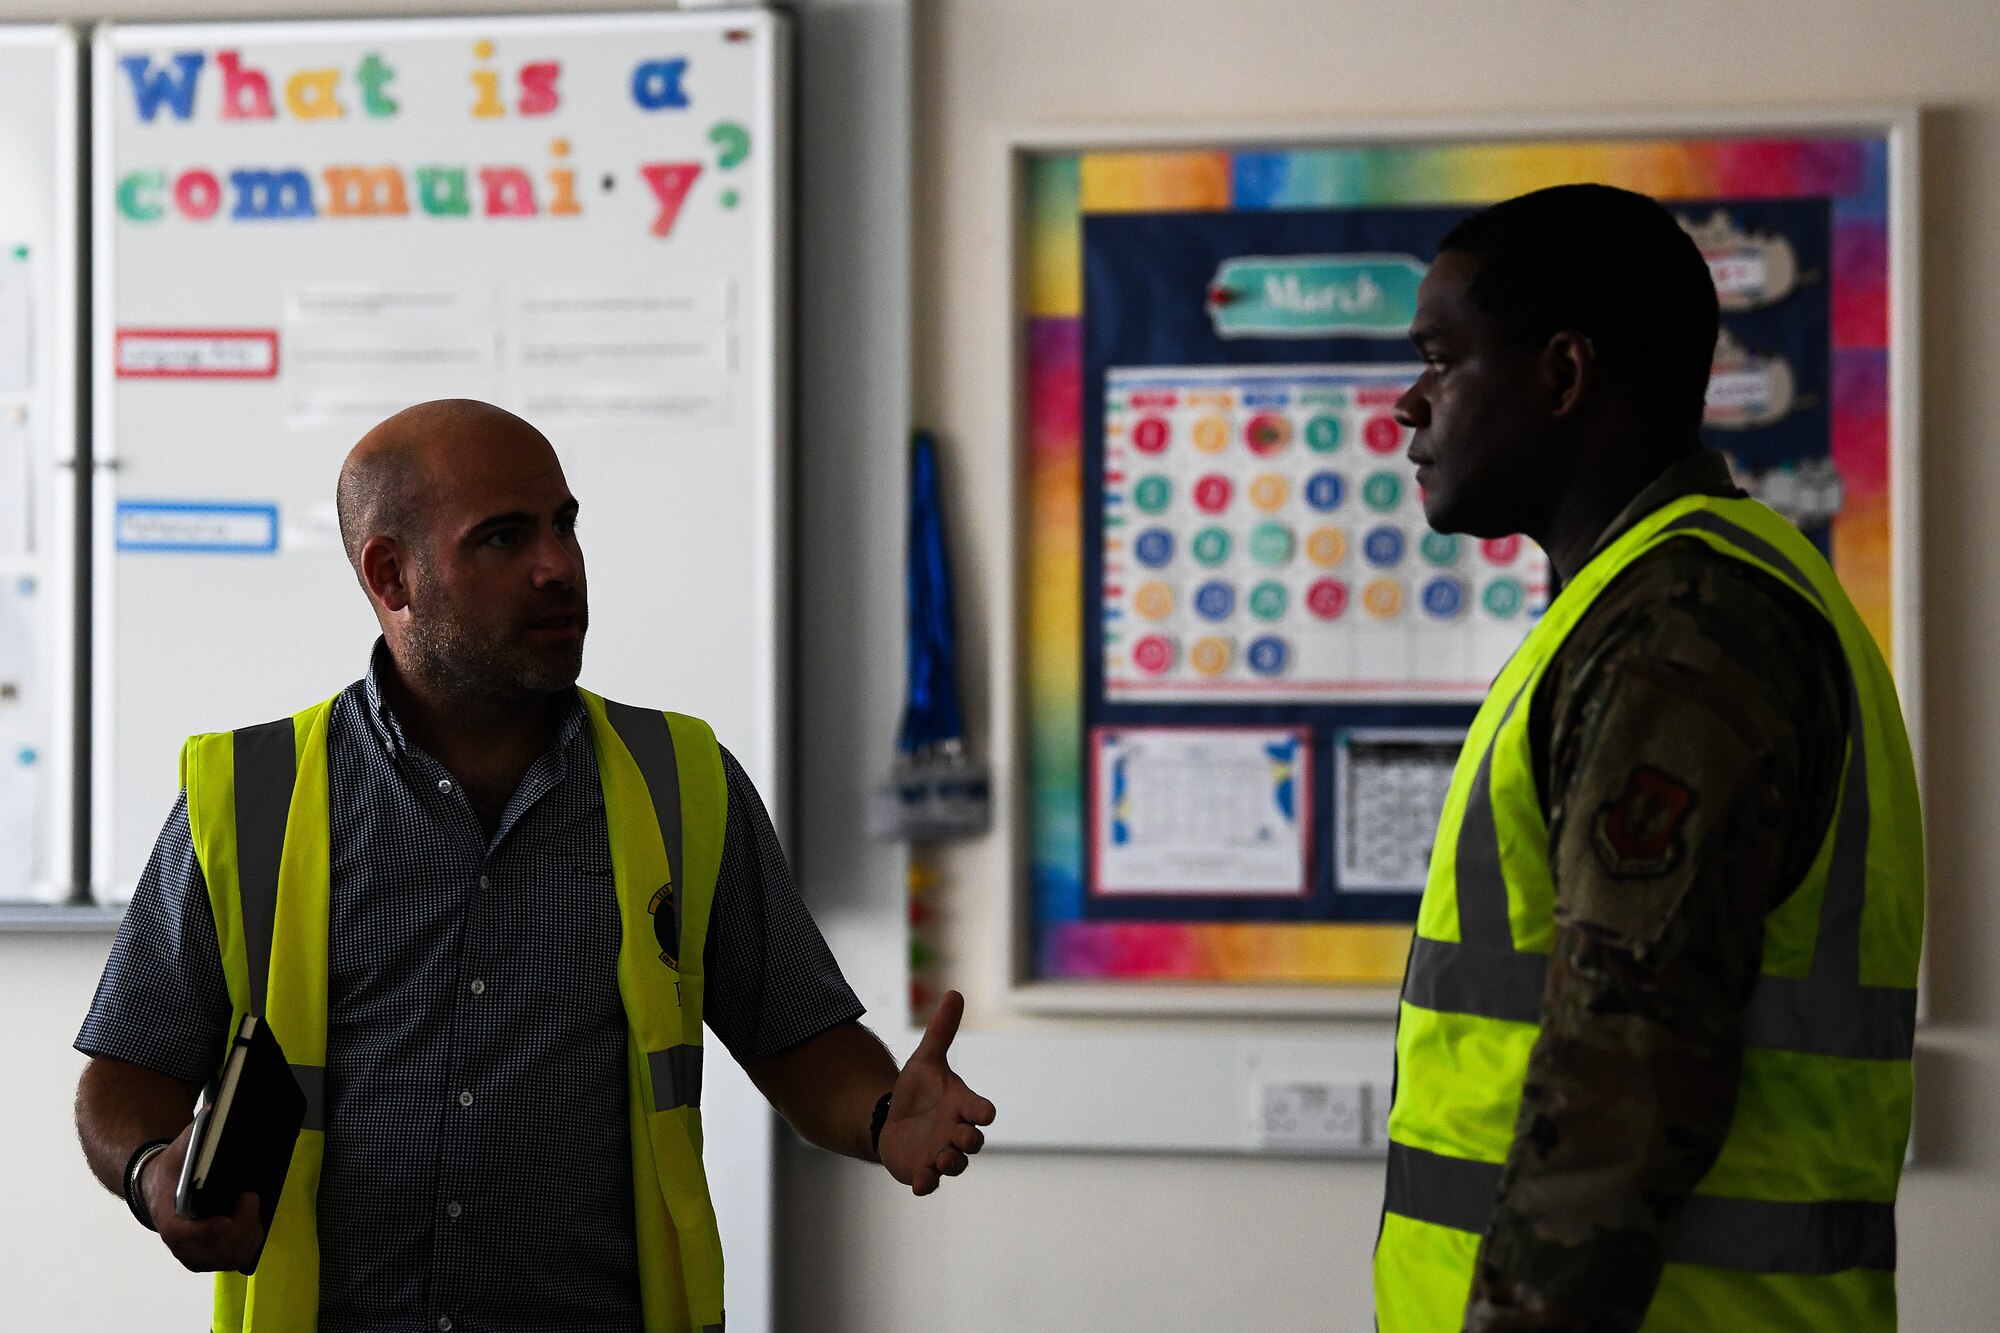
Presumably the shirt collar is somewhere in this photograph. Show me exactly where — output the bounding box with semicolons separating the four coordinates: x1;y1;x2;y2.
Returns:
1581;447;1743;565
362;637;589;760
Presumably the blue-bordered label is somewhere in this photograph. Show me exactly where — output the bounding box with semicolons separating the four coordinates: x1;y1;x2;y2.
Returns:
116;501;279;554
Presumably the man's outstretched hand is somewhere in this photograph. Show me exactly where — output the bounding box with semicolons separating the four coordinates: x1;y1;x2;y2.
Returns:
876;991;997;1196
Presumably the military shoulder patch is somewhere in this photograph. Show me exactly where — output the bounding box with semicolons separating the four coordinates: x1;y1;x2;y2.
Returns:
1591;765;1696;879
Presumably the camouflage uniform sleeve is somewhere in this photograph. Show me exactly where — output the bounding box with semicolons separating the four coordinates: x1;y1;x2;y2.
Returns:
1462;537;1848;1333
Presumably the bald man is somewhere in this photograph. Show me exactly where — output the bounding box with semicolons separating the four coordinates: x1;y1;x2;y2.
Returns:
75;401;994;1333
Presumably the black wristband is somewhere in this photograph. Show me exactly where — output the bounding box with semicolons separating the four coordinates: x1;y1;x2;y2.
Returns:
124;1138;172;1232
868;1091;892;1161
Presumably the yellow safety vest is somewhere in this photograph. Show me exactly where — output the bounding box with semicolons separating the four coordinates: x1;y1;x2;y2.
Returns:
181;689;730;1333
1375;494;1923;1330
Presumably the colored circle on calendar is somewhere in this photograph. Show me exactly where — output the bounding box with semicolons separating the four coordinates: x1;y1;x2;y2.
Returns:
1246;635;1290;677
1422;575;1467;619
1363;413;1403;454
1191;527;1232;566
1306;526;1349;567
1481;535;1523;565
1132;475;1172;514
1190;636;1232;677
1132;416;1170;454
1133;581;1175;620
1248;472;1289;512
1306;577;1350;619
1363;471;1404;512
1191;415;1229;453
1363;524;1406;567
1193;579;1236;620
1134;528;1175;567
1249;522;1294;566
1305;414;1343;453
1363;577;1405;619
1248;581;1288;621
1184;528;1232;564
1131;634;1174;675
1483;577;1524;618
1304;471;1345;512
1192;474;1234;513
1245;412;1292;456
1421;531;1462;566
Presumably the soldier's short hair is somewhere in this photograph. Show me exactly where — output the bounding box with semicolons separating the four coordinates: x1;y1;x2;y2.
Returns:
1440;184;1720;436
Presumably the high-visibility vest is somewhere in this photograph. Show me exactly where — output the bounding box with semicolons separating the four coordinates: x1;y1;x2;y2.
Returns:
1375;494;1923;1331
181;689;730;1333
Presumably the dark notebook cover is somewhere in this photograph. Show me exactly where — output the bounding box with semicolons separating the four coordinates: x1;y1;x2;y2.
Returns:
173;1014;308;1274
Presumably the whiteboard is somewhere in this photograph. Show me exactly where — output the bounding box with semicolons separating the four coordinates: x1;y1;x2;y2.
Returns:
0;27;78;905
92;12;790;1329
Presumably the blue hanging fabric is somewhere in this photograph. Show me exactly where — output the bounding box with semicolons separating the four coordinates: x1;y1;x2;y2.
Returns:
871;431;990;841
897;431;964;756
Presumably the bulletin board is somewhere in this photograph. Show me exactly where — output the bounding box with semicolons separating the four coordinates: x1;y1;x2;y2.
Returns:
1012;112;1918;1010
0;27;78;907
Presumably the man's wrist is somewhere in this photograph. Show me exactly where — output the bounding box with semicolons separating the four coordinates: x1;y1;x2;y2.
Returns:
123;1139;172;1232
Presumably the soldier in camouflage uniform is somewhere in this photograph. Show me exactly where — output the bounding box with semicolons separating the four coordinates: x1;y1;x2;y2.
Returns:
1384;185;1877;1331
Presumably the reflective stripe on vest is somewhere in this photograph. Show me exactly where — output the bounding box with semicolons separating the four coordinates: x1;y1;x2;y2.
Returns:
230;717;328;1132
186;693;730;1332
1377;495;1922;1330
1386;1143;1897;1274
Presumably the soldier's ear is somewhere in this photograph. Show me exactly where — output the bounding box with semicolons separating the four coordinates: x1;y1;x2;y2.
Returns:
1545;331;1594;420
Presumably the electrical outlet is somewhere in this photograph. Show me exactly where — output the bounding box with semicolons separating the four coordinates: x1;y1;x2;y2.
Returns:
1257;1081;1367;1153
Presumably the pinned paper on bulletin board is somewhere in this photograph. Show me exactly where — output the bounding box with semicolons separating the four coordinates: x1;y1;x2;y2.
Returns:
1015;120;1913;1001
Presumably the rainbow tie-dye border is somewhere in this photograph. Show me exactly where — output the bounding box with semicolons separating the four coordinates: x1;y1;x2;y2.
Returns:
1024;132;1895;986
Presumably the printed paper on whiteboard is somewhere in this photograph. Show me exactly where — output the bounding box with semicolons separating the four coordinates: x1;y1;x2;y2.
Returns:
1091;726;1310;897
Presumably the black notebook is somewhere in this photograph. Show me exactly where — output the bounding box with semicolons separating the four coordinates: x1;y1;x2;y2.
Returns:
174;1014;308;1273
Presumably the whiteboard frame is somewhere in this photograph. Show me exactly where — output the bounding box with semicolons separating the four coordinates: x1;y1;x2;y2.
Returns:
998;106;1923;1021
87;13;793;1329
0;25;81;909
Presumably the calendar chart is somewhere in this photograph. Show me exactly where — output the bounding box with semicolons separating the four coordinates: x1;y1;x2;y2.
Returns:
1021;128;1903;993
1102;364;1547;702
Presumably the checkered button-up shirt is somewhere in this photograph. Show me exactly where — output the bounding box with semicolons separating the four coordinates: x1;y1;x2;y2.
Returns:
77;645;863;1333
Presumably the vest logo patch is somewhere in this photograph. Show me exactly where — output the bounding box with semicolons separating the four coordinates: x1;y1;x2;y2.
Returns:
1592;766;1695;878
647;881;680;971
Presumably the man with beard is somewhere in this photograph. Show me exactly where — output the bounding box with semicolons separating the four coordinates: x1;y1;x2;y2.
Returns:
74;400;994;1333
1372;187;1921;1331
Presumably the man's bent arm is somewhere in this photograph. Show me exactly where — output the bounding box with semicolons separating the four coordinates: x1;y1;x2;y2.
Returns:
744;996;996;1196
743;1020;899;1161
76;1054;202;1195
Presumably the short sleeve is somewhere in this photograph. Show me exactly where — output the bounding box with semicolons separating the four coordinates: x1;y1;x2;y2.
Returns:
701;749;865;1063
74;792;234;1083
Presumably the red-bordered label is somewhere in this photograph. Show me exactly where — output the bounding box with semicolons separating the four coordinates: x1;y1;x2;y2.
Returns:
116;329;280;380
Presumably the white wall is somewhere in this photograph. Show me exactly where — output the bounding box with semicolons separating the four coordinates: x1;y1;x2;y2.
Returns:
777;2;2000;1332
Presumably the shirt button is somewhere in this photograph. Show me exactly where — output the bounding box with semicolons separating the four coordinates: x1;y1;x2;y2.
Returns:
438;1318;454;1332
469;979;486;995
458;1090;474;1108
446;1200;463;1219
437;778;453;794
478;874;491;890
